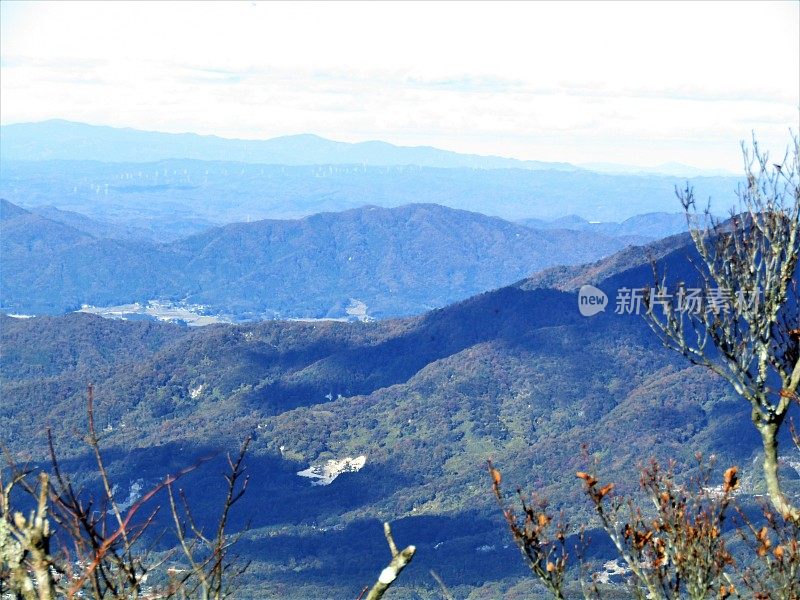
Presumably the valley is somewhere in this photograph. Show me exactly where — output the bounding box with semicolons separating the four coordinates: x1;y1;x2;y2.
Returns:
1;199;640;319
76;301;235;326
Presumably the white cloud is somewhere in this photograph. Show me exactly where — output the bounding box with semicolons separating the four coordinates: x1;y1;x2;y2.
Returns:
1;0;797;169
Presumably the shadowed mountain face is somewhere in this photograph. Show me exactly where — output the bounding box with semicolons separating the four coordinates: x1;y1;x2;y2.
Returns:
3;233;793;597
0;200;631;317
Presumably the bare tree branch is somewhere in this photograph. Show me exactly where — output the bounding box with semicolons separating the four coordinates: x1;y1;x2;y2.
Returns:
364;522;416;600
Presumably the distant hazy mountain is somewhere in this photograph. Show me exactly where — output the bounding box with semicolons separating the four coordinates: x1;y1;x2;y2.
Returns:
519;211;690;241
581;161;737;178
0;120;576;170
0;200;630;317
0;159;740;233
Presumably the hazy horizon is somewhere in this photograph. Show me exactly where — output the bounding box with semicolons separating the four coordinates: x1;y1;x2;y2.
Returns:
1;1;797;172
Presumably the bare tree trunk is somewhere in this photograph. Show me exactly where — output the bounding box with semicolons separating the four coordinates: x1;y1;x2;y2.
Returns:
759;422;800;521
5;473;56;600
30;474;55;600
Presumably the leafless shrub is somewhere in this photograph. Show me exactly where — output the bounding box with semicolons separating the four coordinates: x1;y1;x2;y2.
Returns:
1;385;250;600
166;437;251;600
491;458;742;599
488;460;570;599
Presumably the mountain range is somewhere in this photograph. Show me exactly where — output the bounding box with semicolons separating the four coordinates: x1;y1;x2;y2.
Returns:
0;121;741;239
1;120;735;178
0;199;632;318
0;120;577;170
0;157;739;239
3;230;797;598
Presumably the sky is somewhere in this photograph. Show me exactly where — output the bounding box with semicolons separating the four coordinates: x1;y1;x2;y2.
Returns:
1;0;798;171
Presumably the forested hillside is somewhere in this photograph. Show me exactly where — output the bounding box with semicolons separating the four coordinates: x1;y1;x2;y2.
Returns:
3;232;794;598
0;200;630;317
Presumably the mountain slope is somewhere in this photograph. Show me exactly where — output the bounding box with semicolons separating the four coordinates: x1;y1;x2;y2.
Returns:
0;202;182;312
27;205;158;241
3;232;795;597
169;203;631;317
0;198;30;220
